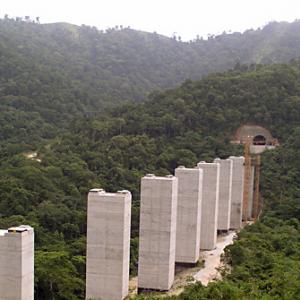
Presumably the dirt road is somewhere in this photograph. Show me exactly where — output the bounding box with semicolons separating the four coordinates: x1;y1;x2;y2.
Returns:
129;231;236;297
193;231;236;285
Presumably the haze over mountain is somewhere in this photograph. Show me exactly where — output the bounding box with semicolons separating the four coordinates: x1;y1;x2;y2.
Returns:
0;14;300;300
1;17;300;155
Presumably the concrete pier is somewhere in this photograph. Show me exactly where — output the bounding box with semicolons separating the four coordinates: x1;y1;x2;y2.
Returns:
229;156;245;229
175;166;203;264
138;174;178;292
86;189;132;300
197;162;220;250
214;158;233;231
0;225;34;300
248;165;255;219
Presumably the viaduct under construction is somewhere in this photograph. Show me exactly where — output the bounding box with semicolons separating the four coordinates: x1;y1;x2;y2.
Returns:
0;125;277;300
233;125;278;221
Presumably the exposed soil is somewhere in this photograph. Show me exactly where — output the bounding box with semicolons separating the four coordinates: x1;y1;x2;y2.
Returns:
128;231;237;298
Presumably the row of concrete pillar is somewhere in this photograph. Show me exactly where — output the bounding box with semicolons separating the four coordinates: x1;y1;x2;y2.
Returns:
137;157;245;293
86;156;246;300
0;156;246;300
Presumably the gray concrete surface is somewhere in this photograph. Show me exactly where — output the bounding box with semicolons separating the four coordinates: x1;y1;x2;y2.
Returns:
229;156;245;229
197;162;220;250
175;166;203;264
0;225;34;300
138;174;178;291
214;158;233;231
86;189;132;300
250;145;276;154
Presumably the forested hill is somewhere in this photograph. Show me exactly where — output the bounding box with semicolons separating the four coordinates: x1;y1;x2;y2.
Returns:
53;61;300;199
0;60;299;298
1;17;300;155
1;18;300;141
2;19;300;108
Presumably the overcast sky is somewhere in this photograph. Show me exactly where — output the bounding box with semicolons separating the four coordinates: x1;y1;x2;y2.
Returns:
1;0;299;40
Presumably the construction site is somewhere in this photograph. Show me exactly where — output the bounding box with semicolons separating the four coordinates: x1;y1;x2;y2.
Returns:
0;125;278;300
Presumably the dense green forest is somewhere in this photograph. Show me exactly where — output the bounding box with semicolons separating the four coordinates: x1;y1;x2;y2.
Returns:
0;16;300;300
0;51;299;299
1;17;300;155
135;139;300;299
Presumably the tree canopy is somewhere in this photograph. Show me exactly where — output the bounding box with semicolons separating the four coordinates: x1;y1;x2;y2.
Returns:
0;19;299;298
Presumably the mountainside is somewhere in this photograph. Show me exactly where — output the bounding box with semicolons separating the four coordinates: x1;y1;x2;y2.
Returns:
46;61;300;206
1;18;300;154
0;61;299;299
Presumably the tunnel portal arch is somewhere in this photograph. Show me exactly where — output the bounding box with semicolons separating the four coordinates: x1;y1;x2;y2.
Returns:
233;125;276;145
253;135;266;145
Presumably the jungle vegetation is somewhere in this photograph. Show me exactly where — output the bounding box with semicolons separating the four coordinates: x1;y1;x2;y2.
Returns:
0;18;299;299
1;17;300;153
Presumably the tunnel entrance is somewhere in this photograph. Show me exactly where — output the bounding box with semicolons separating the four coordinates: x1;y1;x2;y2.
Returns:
253;135;266;145
232;125;277;146
231;125;278;154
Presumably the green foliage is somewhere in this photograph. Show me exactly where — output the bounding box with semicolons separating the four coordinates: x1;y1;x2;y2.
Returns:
1;18;300;153
134;143;300;299
0;22;300;298
35;251;85;300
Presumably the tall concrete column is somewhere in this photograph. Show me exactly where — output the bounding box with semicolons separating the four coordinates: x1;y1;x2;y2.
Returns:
214;158;233;231
229;156;245;229
197;162;220;250
138;174;178;292
175;166;203;265
0;225;34;300
86;189;132;300
248;165;255;219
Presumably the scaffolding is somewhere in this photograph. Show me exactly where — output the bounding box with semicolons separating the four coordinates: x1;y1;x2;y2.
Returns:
242;137;252;221
252;155;261;220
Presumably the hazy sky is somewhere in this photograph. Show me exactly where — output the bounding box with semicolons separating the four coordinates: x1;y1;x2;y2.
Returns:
1;0;300;40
